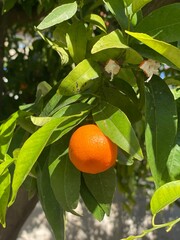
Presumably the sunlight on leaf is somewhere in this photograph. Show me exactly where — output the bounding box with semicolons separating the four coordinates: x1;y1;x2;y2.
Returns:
151;180;180;215
126;31;180;69
37;2;77;30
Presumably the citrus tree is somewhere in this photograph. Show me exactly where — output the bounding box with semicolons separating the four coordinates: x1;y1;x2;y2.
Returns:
0;0;180;239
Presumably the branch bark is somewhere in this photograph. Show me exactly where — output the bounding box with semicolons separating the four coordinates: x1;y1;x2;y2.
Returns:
0;188;38;240
143;0;180;15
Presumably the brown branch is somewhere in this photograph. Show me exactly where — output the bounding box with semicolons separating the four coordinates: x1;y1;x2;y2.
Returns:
0;188;38;240
143;0;180;15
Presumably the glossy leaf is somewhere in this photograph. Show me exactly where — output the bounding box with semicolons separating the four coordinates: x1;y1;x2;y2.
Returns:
132;0;152;14
83;168;116;216
66;22;87;64
145;76;177;187
37;2;77;30
125;47;143;64
117;68;137;86
37;161;65;240
93;102;143;161
53;102;91;117
135;3;180;42
47;103;92;145
0;155;14;176
31;116;53;126
80;177;105;221
0;169;10;227
134;44;178;69
150;180;180;215
91;30;128;54
50;155;80;211
126;30;180;69
0;111;19;159
53;45;69;66
49;95;89;116
103;0;128;29
40;92;83;117
58;59;100;96
112;78;138;104
9;117;70;205
84;14;107;33
166;144;180;181
102;86;141;123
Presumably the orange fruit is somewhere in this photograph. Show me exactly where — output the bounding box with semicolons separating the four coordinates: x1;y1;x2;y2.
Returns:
68;124;118;174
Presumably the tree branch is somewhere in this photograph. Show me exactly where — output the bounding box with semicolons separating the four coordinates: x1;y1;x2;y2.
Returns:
143;0;180;15
0;188;38;240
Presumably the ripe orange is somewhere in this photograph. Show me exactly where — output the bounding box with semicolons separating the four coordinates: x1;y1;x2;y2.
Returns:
68;124;118;174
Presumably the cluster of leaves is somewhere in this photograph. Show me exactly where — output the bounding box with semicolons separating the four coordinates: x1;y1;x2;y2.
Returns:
0;0;180;239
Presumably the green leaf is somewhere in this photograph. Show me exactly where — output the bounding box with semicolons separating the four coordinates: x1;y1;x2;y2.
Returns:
58;59;100;96
125;47;143;64
48;133;70;171
103;0;128;29
39;84;67;117
53;45;69;66
9;118;67;206
36;81;52;97
166;144;180;181
37;30;69;65
66;22;87;64
37;161;65;240
103;86;141;123
93;102;143;161
50;154;80;211
132;0;152;14
124;0;133;6
55;102;91;116
80;177;105;221
49;94;86;116
0;112;19;159
150;180;180;215
126;30;180;69
145;76;177;187
112;78;138;103
2;0;17;13
0;169;11;227
83;168;116;216
33;102;90;127
37;2;78;30
10;103;90;205
47;103;92;145
23;175;37;200
133;44;178;69
0;155;14;176
91;30;128;54
53;22;70;47
8;128;28;155
117;68;136;86
84;14;107;33
135;3;180;42
31;116;53;126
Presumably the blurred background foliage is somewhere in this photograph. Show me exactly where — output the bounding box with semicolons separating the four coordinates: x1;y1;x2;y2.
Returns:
0;0;70;119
